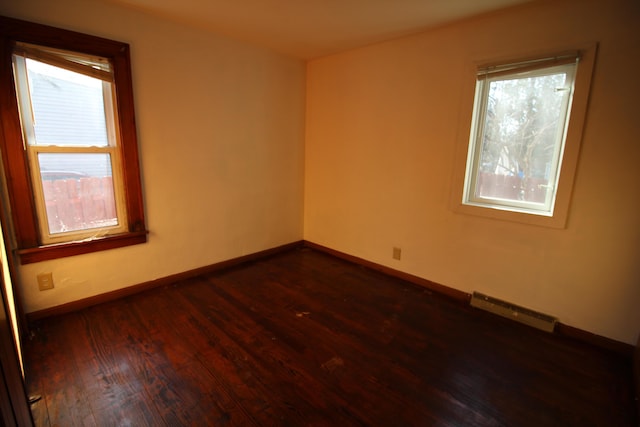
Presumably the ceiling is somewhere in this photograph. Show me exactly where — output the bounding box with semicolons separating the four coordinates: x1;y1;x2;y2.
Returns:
107;0;537;59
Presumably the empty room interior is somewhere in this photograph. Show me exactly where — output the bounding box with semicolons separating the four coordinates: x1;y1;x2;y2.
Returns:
0;0;639;425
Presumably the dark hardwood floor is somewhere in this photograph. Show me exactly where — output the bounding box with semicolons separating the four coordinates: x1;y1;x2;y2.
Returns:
25;248;636;426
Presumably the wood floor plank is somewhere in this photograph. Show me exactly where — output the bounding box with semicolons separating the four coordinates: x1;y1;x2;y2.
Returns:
127;287;263;426
263;250;635;425
27;314;98;427
218;258;511;425
205;273;449;425
66;307;166;426
25;248;636;426
176;277;366;426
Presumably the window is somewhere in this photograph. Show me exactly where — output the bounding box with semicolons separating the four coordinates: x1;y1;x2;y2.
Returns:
13;44;128;244
453;46;596;228
0;16;147;263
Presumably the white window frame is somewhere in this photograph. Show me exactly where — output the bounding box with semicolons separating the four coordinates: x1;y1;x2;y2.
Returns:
451;44;597;228
12;45;128;244
464;61;577;216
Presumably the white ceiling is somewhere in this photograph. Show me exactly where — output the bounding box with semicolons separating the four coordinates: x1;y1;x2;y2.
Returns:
107;0;536;59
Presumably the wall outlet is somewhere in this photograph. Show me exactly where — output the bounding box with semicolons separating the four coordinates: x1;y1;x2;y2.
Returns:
37;273;54;291
392;247;402;260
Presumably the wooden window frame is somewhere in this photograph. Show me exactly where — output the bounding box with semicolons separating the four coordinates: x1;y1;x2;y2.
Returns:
0;16;147;264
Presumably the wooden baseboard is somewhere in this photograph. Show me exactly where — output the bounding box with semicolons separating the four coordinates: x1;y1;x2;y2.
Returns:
303;241;470;305
555;323;634;358
26;238;634;359
303;240;634;358
26;240;304;322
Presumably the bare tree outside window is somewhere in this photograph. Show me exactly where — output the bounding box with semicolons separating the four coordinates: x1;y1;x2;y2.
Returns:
464;61;576;215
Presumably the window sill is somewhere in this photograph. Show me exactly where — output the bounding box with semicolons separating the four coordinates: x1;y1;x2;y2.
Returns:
17;230;148;264
453;202;567;228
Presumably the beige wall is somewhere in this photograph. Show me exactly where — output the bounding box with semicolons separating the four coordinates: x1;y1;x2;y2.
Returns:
0;0;306;313
305;0;640;344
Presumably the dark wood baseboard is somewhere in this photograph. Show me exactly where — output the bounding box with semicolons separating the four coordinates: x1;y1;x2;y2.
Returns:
26;241;304;322
555;323;634;359
303;241;634;358
26;239;634;358
303;241;471;305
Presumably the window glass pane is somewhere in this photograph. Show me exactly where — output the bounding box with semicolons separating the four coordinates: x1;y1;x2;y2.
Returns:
26;59;109;147
38;153;118;234
474;71;569;207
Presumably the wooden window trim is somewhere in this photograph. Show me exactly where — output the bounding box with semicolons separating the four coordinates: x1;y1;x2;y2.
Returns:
0;16;147;264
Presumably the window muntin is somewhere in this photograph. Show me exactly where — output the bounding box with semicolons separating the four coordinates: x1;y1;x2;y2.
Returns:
13;46;128;244
463;59;577;216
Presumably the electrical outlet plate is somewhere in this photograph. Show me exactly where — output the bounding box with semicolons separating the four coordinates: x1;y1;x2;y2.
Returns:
37;273;54;291
392;247;401;260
